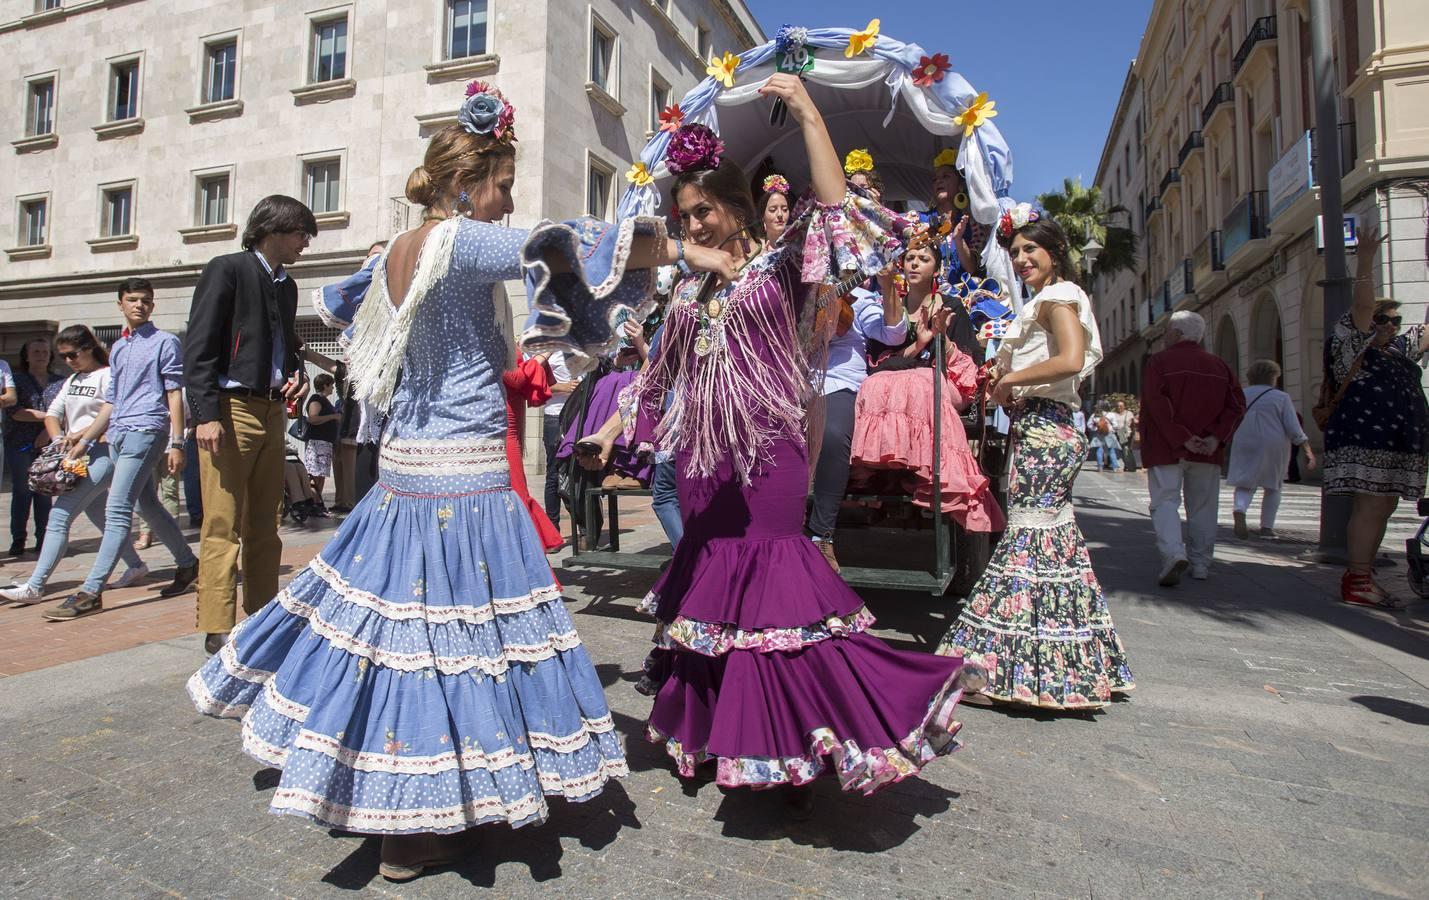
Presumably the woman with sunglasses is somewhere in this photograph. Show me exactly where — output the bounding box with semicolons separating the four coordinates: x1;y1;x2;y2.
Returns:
1322;227;1429;608
0;326;148;605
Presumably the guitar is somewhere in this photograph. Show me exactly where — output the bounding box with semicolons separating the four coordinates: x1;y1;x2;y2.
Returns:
812;269;878;336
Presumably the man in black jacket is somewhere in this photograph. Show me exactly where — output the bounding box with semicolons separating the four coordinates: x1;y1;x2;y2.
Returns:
185;195;316;655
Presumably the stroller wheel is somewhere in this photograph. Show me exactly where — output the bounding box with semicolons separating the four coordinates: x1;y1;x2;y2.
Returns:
1408;562;1429;599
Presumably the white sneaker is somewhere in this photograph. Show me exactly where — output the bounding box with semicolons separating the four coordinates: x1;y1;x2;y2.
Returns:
0;582;43;604
111;563;150;589
1159;557;1189;587
1190;566;1209;580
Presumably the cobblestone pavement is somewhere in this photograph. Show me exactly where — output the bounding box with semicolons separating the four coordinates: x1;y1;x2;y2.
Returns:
2;472;1426;899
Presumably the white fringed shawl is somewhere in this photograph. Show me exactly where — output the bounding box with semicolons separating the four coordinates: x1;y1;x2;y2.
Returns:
344;217;461;412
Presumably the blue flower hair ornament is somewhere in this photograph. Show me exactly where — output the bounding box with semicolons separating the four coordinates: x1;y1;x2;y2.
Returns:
459;80;517;142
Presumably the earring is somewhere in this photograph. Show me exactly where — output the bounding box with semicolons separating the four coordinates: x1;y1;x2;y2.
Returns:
954;192;969;210
452;190;471;218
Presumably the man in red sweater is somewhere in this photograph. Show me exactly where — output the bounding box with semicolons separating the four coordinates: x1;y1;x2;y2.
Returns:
1140;311;1246;586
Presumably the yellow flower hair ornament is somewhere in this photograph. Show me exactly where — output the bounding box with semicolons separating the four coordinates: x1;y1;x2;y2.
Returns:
932;148;959;170
844;149;874;175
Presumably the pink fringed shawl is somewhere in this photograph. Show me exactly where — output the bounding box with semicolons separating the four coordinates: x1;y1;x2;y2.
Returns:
622;191;908;483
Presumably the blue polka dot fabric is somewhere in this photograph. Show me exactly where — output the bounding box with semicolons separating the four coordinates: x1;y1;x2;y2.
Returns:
189;218;630;835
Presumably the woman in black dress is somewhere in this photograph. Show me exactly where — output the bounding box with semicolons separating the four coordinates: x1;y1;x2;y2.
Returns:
1322;228;1429;607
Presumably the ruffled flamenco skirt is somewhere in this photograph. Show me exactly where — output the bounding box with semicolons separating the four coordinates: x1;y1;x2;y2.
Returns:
187;483;627;834
638;438;976;793
936;399;1134;710
849;367;1005;533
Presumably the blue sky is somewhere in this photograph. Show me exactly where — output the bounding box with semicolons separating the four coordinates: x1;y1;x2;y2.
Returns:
745;2;1156;201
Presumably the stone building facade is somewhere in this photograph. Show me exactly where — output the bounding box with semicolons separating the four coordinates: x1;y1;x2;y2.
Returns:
1091;63;1149;400
0;0;759;460
1088;0;1429;448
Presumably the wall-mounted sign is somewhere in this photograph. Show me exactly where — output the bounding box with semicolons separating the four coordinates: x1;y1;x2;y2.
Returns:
1268;131;1314;221
1315;213;1359;252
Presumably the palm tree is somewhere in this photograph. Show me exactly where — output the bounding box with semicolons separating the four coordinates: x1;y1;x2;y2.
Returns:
1036;177;1139;285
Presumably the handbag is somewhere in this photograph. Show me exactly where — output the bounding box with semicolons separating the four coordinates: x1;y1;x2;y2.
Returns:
1312;350;1366;431
288;395;309;441
28;441;83;497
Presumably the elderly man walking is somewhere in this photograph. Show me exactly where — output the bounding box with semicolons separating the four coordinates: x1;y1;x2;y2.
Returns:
1140;311;1246;586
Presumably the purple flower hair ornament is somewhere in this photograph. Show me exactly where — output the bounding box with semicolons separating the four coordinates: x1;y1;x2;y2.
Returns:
665;123;725;175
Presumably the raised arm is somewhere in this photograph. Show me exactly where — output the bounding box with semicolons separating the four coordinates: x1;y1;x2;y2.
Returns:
1350;227;1385;333
759;74;843;205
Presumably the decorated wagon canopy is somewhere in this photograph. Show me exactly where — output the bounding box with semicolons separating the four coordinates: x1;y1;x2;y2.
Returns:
617;22;1018;288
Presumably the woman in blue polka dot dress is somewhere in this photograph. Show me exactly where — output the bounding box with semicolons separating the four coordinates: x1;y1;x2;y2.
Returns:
187;82;732;881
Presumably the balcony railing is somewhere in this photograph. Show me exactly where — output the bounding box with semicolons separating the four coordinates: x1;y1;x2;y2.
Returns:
1178;131;1205;166
1233;15;1277;75
1167;258;1194;303
1192;229;1224;284
1221;191;1269;261
1161;280;1172;314
1145;197;1164;221
1202;82;1234;127
1159;167;1182;197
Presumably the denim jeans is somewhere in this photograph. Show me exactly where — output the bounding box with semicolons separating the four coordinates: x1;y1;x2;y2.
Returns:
1095;445;1120;470
182;434;204;521
81;430;197;594
651;459;683;549
27;445;142;591
808;389;856;539
542;415;563;526
6;445;51;547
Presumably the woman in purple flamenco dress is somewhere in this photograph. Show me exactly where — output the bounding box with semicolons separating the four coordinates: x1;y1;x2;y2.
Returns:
578;76;981;806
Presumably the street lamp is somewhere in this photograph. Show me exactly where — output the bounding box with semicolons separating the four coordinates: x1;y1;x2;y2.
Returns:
1082;236;1103;275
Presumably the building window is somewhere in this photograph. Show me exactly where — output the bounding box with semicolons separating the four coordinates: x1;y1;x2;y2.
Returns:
446;0;488;59
37;0;62;10
310;17;348;83
109;59;140;121
26;78;55;136
305;159;342;214
196;173;230;226
696;24;712;61
650;71;670;134
204;40;238;103
586;157;613;220
102;185;133;237
590;18;616;94
20;199;47;246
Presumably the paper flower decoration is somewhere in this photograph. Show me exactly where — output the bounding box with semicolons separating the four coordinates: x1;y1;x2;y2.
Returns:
626;162;655;188
997;202;1040;238
774;24;808;56
954;91;998;137
913;53;951;88
932;148;959;169
706;51;740;88
658;103;684;133
846;19;880;57
843;149;874;174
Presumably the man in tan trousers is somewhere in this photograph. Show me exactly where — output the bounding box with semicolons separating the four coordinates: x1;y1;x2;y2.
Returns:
184;196;316;655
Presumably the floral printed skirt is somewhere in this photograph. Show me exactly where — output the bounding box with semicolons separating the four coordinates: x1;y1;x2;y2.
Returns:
937;399;1134;710
187;479;627;834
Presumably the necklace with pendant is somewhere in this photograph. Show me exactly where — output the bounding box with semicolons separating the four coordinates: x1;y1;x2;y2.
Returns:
692;241;762;357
